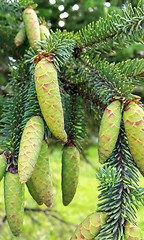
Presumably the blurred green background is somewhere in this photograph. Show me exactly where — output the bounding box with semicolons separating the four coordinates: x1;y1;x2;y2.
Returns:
0;0;144;239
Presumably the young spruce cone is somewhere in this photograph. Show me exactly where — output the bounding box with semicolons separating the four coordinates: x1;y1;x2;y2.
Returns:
4;172;24;237
62;144;80;206
98;100;122;164
123;101;144;176
28;140;53;208
124;221;142;239
23;6;40;49
70;212;106;240
18;116;44;184
34;58;67;142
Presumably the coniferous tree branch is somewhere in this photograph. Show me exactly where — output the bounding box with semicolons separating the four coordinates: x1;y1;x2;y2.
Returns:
96;120;144;240
77;4;144;55
0;60;26;163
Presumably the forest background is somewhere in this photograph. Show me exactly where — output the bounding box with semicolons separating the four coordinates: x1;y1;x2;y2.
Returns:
0;0;144;239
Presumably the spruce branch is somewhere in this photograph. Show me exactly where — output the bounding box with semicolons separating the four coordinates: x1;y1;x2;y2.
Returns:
0;60;27;162
76;3;144;55
116;58;144;83
36;29;76;69
77;57;135;104
63;93;87;146
96;121;143;240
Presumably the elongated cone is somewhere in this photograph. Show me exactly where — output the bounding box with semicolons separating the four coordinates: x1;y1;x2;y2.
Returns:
14;27;26;47
98;100;122;163
34;58;67;142
62;145;79;206
4;172;24;237
18;116;44;184
123;102;144;175
40;24;50;41
0;154;7;181
70;212;106;240
124;222;142;239
26;178;43;205
29;140;53;208
23;6;40;49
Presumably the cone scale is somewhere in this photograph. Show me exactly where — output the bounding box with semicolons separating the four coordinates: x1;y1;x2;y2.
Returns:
70;212;106;240
34;58;67;142
62;144;80;206
4;172;24;237
28;140;53;208
18;116;44;184
123;101;144;175
98;100;122;163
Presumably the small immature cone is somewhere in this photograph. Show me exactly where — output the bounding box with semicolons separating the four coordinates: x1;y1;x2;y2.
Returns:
4;172;24;237
0;154;7;181
98;100;122;163
62;144;80;206
40;24;50;41
29;140;53;208
124;221;142;239
18;116;44;184
14;27;26;47
34;58;67;142
123;102;144;175
23;6;40;49
70;212;106;240
26;178;43;205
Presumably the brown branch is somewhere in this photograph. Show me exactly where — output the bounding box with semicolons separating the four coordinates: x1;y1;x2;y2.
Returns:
24;207;77;227
1;208;77;227
80;150;99;172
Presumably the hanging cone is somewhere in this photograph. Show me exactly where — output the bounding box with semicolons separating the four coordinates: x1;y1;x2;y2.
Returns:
26;178;43;205
4;172;24;237
34;58;67;142
123;101;144;176
70;212;106;240
0;154;7;181
98;100;122;163
40;24;50;41
14;26;26;47
23;6;40;49
29;140;53;208
62;144;80;206
18;116;44;184
124;221;142;239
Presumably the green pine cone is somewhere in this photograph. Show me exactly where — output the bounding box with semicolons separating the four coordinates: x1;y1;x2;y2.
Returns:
14;26;26;47
0;154;7;181
18;116;44;184
29;140;53;208
26;178;43;205
4;172;24;237
34;58;67;142
23;6;40;49
123;101;144;175
62;145;80;206
40;24;50;41
98;100;122;163
70;212;106;240
124;222;142;239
